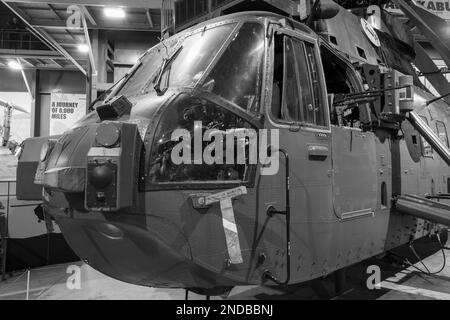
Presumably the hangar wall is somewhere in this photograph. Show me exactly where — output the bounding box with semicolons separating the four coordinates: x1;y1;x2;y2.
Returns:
0;69;86;138
37;71;86;137
0;69;28;92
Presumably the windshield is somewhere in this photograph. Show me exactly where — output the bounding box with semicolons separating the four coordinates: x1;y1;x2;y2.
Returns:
116;21;266;113
200;22;265;112
117;22;237;98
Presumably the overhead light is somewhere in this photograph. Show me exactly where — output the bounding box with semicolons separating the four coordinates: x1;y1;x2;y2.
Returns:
78;44;89;53
104;7;126;19
8;60;22;70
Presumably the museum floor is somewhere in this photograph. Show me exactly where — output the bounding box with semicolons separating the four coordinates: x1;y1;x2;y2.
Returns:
1;236;450;300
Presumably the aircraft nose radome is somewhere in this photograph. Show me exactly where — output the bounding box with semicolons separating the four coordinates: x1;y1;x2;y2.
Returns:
53;213;233;289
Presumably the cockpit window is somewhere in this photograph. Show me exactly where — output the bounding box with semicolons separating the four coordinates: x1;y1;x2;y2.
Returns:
117;49;165;98
201;22;265;113
146;94;256;190
117;22;237;98
155;23;237;91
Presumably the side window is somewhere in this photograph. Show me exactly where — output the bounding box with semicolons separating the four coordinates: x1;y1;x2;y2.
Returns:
320;45;361;128
283;38;313;122
271;34;326;127
436;121;449;148
305;43;325;126
420;115;433;157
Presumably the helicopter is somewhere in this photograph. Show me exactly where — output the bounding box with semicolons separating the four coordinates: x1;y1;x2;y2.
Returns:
16;0;450;297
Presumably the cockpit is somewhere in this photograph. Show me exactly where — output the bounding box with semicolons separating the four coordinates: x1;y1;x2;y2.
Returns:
114;20;265;114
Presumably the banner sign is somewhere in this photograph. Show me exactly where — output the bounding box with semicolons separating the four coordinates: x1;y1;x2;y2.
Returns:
50;93;86;135
384;0;450;19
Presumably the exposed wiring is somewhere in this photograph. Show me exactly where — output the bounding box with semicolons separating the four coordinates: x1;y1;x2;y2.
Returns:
389;233;447;277
426;92;450;106
409;243;433;274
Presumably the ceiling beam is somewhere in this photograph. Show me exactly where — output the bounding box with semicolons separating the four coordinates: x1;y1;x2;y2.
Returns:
37;27;87;75
2;0;87;75
81;5;97;26
81;12;97;76
18;57;35;67
49;58;62;67
0;65;78;70
3;0;162;9
32;20;160;32
48;3;78;42
0;49;85;60
48;3;64;20
146;9;154;28
18;59;34;100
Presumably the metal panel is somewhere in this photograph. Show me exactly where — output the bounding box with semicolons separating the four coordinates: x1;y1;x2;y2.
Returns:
408;110;450;166
322;7;380;65
331;127;378;218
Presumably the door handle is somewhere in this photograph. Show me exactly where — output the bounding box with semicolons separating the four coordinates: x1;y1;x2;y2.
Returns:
308;145;329;159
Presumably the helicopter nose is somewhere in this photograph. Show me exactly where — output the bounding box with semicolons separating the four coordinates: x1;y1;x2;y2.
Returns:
37;120;143;213
83;121;142;212
52;212;233;289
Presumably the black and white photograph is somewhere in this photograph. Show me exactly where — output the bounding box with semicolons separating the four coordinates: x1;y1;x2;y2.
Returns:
0;0;449;310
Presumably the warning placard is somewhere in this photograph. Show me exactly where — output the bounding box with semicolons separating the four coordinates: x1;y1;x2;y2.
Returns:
50;93;86;135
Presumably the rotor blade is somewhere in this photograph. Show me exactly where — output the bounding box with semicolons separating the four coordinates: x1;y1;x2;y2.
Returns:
414;41;450;104
392;0;450;68
0;98;29;113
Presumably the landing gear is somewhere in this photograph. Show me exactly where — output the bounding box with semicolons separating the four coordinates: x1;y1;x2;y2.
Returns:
185;286;233;300
439;228;448;246
184;290;212;301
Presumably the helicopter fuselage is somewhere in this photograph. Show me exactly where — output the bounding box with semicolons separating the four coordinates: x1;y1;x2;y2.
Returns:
19;11;450;294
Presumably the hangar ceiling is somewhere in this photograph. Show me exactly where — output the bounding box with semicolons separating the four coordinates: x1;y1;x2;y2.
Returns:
0;0;163;73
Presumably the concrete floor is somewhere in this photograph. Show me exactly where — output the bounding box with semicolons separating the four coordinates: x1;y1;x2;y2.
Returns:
1;235;450;300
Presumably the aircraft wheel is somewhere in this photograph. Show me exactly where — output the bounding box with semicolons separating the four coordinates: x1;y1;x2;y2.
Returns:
186;286;233;297
439;228;449;245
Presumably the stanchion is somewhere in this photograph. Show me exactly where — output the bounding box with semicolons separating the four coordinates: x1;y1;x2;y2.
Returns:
26;268;30;300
